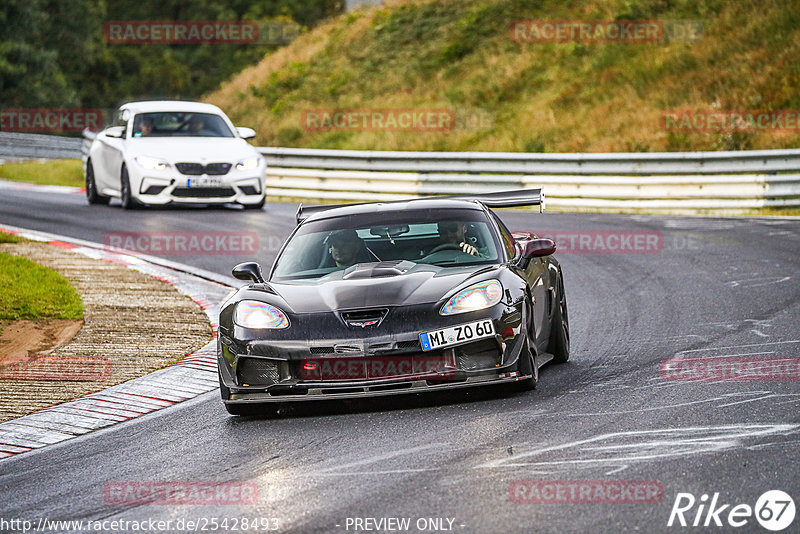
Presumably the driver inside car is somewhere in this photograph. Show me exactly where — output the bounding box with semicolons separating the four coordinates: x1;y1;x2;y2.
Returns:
437;221;481;256
187;115;214;136
322;229;373;268
133;116;154;137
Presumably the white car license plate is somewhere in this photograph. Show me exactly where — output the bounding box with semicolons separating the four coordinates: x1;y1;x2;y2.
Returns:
419;319;495;351
187;176;222;187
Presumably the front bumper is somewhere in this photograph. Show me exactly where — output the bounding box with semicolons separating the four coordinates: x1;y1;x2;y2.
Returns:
218;305;529;404
128;165;266;205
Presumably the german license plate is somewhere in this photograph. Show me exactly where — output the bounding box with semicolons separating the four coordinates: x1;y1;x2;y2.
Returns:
187;176;222;187
419;319;495;351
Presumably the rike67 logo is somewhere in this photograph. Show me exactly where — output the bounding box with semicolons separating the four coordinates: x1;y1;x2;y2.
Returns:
668;490;795;531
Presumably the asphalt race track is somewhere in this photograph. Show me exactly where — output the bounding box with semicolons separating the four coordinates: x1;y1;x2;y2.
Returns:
1;188;799;533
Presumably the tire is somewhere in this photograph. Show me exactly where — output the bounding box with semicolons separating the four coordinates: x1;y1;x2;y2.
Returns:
516;299;538;391
549;272;570;363
218;368;231;400
219;370;256;415
120;166;137;210
517;341;539;391
85;161;110;205
219;369;276;416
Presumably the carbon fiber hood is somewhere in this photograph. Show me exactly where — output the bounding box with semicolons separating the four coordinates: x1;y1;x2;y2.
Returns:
269;261;500;313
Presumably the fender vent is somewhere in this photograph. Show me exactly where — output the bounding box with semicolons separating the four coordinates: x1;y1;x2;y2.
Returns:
141;185;167;195
239;185;260;195
455;339;502;371
237;358;285;386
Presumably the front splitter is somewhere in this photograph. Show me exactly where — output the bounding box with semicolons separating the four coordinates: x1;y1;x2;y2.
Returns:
226;372;529;403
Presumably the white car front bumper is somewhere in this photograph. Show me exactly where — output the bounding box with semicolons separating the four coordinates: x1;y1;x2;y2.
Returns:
130;164;266;205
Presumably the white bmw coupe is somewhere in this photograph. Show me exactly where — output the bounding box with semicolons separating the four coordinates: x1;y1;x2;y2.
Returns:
85;101;266;209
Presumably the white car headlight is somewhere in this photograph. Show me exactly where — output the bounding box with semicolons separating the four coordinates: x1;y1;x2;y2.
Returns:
234;300;289;329
236;157;261;171
440;280;503;316
135;156;170;171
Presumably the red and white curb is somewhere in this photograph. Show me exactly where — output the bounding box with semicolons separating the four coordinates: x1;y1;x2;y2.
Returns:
0;225;236;460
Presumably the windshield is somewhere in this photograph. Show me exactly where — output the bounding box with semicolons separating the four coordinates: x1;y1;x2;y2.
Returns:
272;208;502;281
131;112;234;138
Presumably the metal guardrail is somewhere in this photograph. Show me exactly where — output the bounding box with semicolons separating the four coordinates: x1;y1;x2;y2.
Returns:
15;131;799;211
0;132;83;161
260;146;800;175
258;147;800;210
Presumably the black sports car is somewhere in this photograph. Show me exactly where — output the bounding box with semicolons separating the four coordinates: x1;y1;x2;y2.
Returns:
217;190;569;415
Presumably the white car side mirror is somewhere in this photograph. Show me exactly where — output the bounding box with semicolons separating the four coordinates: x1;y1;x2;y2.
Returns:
105;126;125;139
236;127;256;140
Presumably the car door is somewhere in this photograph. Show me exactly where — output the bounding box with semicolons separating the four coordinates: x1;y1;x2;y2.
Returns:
492;213;550;350
94;109;128;193
523;246;551;350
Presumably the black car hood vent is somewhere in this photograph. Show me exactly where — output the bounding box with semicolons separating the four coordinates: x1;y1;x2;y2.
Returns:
342;260;415;280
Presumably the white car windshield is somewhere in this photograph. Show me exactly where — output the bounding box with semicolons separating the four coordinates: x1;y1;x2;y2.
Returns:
131;112;234;138
272;209;502;281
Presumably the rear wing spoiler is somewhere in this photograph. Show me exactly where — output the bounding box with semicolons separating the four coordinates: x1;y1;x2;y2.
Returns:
295;188;545;224
296;203;357;224
447;188;545;210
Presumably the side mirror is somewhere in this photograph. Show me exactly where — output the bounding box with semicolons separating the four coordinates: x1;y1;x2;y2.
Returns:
104;126;125;139
518;238;556;268
236;127;256;140
232;262;265;284
523;238;556;258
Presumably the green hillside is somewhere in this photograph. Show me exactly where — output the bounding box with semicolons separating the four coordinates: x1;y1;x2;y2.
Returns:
207;0;800;153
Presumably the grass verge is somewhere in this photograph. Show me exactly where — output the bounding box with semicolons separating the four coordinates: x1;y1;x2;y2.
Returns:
0;252;84;325
0;159;84;188
0;233;25;244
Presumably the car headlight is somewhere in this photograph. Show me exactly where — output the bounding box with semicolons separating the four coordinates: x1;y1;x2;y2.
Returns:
233;300;289;329
440;280;503;316
135;156;170;171
235;157;261;171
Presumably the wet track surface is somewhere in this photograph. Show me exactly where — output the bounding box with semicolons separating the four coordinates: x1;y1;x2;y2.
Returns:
1;189;799;533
